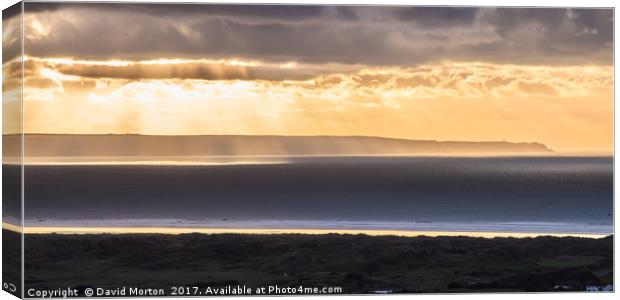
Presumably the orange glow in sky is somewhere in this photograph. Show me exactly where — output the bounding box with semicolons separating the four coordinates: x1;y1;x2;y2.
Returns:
2;5;614;154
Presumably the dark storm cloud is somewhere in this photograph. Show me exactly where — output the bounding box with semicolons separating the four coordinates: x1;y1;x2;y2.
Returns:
2;2;22;64
480;8;613;56
17;3;613;66
2;1;21;19
124;4;328;20
23;57;346;81
392;7;479;27
22;3;329;21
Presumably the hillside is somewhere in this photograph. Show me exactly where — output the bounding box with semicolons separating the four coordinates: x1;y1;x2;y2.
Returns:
3;134;552;157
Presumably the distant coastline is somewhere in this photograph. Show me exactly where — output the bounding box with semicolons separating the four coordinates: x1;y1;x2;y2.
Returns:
3;133;552;157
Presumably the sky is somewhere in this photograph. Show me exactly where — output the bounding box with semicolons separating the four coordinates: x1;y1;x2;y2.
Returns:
2;4;614;153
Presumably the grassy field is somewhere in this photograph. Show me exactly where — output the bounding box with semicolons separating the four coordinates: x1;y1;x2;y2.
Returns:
14;231;613;294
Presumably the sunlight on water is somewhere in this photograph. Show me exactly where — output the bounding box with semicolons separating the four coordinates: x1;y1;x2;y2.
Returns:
3;223;607;239
24;161;290;166
20;156;290;166
7;156;612;240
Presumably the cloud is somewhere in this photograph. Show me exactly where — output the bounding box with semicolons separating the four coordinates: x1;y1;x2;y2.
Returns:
22;2;328;21
13;3;612;66
473;8;613;63
19;57;612;98
2;4;22;64
17;57;613;101
18;57;363;81
391;6;479;27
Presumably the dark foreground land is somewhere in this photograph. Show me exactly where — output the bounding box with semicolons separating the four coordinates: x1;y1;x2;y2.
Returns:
16;230;613;294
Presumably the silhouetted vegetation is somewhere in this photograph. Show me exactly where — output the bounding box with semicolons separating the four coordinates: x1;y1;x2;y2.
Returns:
20;231;613;294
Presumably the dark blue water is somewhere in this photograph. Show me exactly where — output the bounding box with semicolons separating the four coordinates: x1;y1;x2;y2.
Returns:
15;156;614;234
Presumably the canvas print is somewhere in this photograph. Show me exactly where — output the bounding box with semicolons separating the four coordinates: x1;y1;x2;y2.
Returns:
2;2;614;297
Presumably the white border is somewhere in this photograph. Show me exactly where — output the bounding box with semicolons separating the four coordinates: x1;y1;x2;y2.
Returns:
0;1;617;300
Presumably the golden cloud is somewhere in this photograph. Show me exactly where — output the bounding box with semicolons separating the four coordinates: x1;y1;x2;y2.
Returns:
14;57;612;98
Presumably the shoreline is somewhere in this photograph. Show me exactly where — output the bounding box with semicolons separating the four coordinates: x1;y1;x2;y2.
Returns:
4;223;610;238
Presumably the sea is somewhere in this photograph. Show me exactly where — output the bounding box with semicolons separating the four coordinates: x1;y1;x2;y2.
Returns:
5;156;614;236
